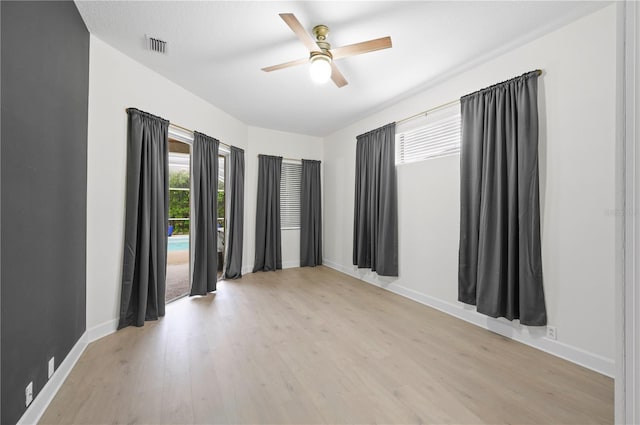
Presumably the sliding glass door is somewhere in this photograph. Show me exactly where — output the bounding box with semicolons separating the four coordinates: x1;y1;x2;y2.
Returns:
166;141;191;302
217;154;226;277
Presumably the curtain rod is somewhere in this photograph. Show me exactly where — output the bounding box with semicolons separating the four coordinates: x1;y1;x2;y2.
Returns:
124;109;231;148
396;69;543;125
170;121;299;162
396;99;461;125
169;122;231;149
257;154;302;162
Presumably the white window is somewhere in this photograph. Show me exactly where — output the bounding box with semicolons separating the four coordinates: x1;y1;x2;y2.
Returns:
396;102;461;164
280;161;302;229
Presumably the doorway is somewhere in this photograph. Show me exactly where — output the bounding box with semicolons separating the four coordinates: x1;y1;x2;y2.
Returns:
166;140;191;302
217;154;226;278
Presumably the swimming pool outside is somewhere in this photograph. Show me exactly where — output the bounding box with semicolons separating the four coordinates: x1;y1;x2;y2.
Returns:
168;235;189;252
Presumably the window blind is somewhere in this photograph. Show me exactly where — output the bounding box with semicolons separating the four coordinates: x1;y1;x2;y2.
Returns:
280;161;301;229
397;109;461;164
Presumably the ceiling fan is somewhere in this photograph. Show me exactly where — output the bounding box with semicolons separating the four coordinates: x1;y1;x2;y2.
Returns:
261;13;392;88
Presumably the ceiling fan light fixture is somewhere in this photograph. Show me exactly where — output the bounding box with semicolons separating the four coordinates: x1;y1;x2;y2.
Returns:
263;13;391;88
309;53;332;84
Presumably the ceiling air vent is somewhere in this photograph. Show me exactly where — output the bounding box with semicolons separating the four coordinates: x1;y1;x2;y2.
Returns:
147;35;167;54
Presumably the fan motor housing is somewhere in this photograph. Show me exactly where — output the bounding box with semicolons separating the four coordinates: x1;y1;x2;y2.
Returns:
312;25;331;52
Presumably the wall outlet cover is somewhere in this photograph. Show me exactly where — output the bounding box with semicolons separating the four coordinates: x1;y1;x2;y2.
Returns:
546;325;557;340
48;357;55;379
25;381;33;407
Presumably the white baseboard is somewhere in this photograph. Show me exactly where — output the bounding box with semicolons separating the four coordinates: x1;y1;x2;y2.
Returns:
87;318;118;342
282;261;299;269
17;332;89;425
323;259;615;378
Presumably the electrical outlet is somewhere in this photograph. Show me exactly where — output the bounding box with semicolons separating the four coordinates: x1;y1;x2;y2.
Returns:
546;325;557;340
25;381;33;407
48;357;55;379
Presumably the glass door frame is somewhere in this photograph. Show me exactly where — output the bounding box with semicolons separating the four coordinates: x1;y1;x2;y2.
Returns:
168;125;230;285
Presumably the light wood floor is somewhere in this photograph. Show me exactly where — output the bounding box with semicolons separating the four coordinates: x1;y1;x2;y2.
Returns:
40;266;613;424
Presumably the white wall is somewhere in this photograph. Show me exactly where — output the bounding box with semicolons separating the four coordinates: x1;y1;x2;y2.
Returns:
631;1;640;418
86;36;249;337
622;1;640;421
323;5;617;376
633;2;640;417
244;127;323;272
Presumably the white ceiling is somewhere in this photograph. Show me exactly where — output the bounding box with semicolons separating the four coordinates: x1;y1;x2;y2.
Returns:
75;1;609;137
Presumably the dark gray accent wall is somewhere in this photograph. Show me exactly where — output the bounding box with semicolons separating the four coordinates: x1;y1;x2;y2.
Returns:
1;2;89;424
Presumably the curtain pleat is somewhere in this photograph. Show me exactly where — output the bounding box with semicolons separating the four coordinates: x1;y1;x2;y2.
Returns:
353;123;398;277
223;146;245;279
119;108;168;329
458;70;547;326
254;155;282;271
300;159;322;267
190;132;219;295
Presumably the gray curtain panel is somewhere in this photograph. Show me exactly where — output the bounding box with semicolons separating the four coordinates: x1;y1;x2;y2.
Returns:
458;70;547;326
190;131;219;295
119;108;169;329
353;123;398;277
253;154;282;272
223;146;245;279
300;159;322;267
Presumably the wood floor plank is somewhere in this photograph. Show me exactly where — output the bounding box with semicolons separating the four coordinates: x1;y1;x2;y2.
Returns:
39;266;613;424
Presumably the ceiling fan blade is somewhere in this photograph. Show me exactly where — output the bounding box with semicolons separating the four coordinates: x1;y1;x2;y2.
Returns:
330;62;348;88
279;13;318;52
331;36;392;60
261;57;308;72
